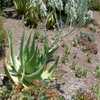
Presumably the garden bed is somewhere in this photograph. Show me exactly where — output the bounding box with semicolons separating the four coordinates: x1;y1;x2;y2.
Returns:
0;0;100;99
0;11;99;99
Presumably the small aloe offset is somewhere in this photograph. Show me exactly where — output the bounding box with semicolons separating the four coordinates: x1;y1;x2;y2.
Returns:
5;32;58;86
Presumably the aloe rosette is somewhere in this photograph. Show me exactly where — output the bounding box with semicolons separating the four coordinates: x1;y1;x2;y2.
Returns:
6;32;58;86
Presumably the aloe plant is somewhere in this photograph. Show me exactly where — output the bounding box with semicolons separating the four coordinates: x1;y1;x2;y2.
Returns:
6;32;58;86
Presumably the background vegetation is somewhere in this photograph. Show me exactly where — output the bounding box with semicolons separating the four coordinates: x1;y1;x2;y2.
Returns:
0;0;100;99
89;0;100;11
12;0;91;28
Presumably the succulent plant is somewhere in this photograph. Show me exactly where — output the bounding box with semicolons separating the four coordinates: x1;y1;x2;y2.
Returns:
5;32;58;86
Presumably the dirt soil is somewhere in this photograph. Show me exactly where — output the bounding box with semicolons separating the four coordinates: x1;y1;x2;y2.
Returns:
0;11;100;99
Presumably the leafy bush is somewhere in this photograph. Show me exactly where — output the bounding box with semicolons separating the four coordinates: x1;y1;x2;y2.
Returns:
6;32;58;86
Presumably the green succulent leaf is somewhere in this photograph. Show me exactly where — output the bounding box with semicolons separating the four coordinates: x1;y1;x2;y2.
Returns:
8;32;17;72
6;32;58;86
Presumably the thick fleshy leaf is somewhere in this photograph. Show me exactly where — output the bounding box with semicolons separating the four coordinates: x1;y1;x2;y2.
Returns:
7;32;58;86
18;33;25;73
8;32;17;72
